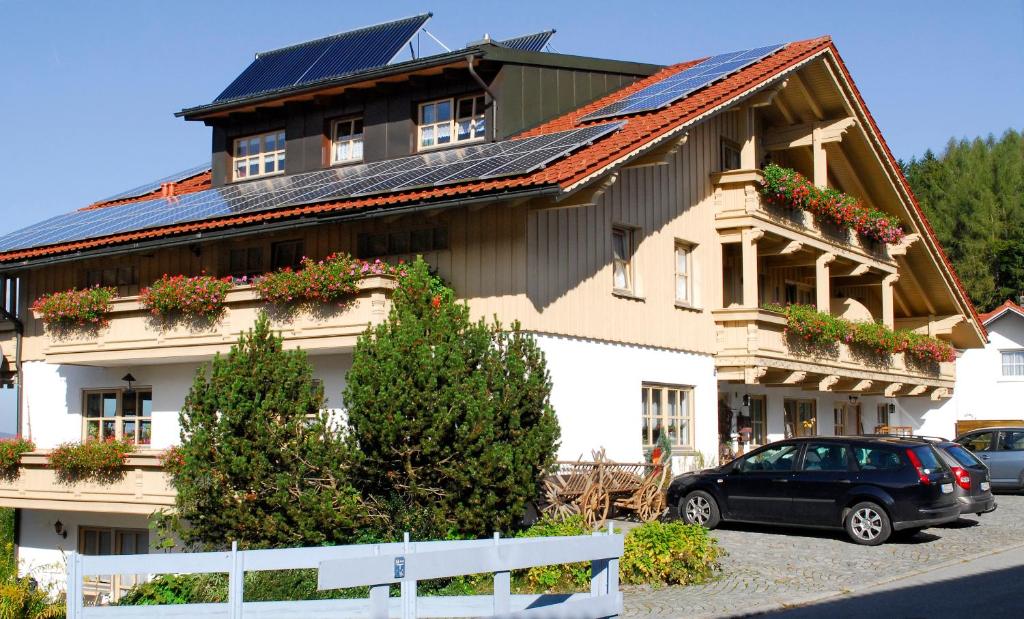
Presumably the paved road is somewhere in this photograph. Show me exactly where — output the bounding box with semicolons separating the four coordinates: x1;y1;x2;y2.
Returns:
622;495;1024;618
763;545;1024;618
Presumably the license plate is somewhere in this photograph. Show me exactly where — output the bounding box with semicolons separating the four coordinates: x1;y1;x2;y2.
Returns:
981;481;990;491
941;483;954;494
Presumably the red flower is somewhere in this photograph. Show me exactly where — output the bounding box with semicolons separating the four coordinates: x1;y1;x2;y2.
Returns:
431;296;441;309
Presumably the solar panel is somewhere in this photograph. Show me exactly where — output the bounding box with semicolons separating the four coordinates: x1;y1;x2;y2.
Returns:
96;163;211;204
578;43;785;123
499;30;555;52
0;123;623;254
214;14;430;103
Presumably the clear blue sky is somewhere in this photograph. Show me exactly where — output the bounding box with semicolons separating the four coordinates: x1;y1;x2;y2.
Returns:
0;0;1021;232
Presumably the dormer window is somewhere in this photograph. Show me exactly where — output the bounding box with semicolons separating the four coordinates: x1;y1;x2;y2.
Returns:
331;118;364;164
233;130;285;181
418;95;486;150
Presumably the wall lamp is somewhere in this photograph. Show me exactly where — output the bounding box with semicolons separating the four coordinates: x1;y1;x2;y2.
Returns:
122;373;136;396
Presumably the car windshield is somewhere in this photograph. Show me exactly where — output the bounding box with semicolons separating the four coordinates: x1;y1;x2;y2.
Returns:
945;444;985;468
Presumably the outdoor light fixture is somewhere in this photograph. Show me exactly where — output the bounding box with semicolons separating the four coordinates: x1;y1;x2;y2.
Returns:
54;521;66;538
122;373;136;396
742;394;751;407
848;395;859;404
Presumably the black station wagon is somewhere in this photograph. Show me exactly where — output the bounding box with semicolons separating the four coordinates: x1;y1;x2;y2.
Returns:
667;436;960;545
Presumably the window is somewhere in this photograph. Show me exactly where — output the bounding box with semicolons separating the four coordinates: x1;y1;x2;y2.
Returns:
946;444;985;468
418;95;486;150
232;130;286;180
83;389;152;445
998;430;1024;451
331;118;364;164
85;266;138;289
802;443;849;472
80;527;149;603
738;443;799;472
853;446;905;471
1001;350;1024;377
720;138;741;171
612;226;634;292
784;281;814;306
228;247;263;278
270;240;304;271
641;384;694;451
959;431;995;453
784;399;816;438
357;227;449;259
674;242;694;304
747;395;767;445
833;405;845;436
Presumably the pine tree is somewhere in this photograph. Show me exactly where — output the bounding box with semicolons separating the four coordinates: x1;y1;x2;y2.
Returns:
343;257;560;538
168;313;366;549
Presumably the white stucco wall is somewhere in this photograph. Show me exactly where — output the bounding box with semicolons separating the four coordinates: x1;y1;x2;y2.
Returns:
20;354;353;450
533;333;718;464
949;312;1024;428
18;509;152;592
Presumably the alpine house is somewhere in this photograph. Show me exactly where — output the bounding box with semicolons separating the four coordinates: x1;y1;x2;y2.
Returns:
0;13;984;596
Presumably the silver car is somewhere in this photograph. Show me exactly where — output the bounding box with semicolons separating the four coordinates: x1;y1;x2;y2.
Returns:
955;427;1024;491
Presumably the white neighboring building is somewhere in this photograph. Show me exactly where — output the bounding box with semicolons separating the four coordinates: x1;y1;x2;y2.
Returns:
949;299;1024;436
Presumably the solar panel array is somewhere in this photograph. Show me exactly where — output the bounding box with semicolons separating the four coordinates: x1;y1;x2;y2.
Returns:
214;14;430;103
96;163;211;204
0;123;622;254
578;44;785;123
499;31;556;52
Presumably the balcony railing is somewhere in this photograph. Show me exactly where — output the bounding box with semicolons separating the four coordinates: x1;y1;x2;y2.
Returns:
711;169;897;265
36;275;397;365
713;307;955;388
0;450;173;514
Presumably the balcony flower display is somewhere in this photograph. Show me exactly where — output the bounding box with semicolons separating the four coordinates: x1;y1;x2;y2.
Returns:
765;303;955;364
30;286;116;326
140;273;233;318
0;437;35;479
759;164;906;245
48;437;134;484
255;253;406;305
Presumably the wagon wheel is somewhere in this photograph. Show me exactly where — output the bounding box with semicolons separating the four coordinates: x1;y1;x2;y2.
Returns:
542;476;580;520
635;484;666;522
579;485;611;528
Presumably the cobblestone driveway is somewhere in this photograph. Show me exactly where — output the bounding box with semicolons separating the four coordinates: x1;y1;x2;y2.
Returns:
622;495;1024;618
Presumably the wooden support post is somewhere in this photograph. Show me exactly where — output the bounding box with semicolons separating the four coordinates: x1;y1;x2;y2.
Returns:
816;253;835;312
812;125;827;188
742;228;764;308
738;106;757;169
882;274;900;329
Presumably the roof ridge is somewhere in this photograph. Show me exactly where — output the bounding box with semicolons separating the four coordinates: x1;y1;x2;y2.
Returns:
254;13;431;59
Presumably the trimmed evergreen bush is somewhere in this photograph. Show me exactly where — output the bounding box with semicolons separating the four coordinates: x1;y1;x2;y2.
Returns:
344;257;560;539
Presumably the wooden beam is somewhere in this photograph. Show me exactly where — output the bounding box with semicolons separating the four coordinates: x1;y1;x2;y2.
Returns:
762;117;856;151
791;72;824;120
622;134;688;170
548;172;618;210
893;286;912;317
851;379;873;392
907;385;928;397
895;255;937;315
888;233;921;258
930;387;951;401
830;262;870;277
885;383;904;398
760;240;804;257
774;94;797;125
894;314;964;336
744;366;768;384
815;375;840;392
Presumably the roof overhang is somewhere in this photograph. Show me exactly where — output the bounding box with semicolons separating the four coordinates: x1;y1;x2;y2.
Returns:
179;45;661;121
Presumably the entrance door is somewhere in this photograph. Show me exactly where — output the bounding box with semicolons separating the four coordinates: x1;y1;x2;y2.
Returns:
79;527;149;604
833;403;863;436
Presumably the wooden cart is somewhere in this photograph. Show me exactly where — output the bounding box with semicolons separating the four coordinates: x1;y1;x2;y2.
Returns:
542;448;670;527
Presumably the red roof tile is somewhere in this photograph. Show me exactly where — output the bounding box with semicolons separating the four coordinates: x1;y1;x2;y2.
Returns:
979;299;1024;325
82;170;212;210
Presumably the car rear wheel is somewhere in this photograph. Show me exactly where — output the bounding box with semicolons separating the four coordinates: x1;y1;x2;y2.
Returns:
680;491;721;529
845;501;891;546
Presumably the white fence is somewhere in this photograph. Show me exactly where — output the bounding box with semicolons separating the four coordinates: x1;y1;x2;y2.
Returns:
66;527;624;619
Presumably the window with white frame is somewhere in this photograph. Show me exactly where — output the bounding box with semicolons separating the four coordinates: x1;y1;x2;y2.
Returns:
232;130;286;181
642;384;694;450
1002;350;1024;377
418;95;486;150
331;118;364;164
83;389;152;445
612;226;634;292
748;395;767;445
674;241;694;304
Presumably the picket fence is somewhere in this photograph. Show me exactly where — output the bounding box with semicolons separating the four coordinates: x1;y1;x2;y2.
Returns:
66;526;624;619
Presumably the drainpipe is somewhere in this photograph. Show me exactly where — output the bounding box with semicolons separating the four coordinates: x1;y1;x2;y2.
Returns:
466;55;498;140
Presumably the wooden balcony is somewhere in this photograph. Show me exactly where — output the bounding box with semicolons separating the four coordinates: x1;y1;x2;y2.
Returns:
36;276;397;366
713;307;955;398
711;169;908;270
0;451;173;515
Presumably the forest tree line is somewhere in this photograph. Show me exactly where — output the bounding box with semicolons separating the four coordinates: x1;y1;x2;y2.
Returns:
902;129;1024;312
